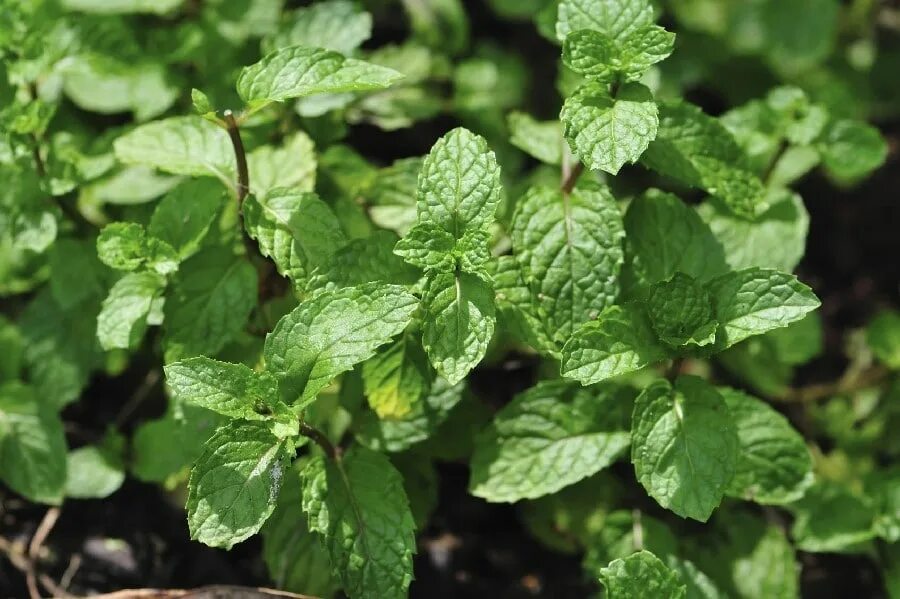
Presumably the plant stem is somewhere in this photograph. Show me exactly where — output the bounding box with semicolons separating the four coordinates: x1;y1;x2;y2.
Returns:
776;363;890;403
30;135;45;178
223;110;250;205
561;161;584;195
299;422;340;460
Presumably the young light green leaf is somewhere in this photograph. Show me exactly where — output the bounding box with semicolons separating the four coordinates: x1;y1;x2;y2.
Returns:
421;271;496;385
263;0;372;55
819;119;888;183
624;190;729;285
362;333;433;419
301;446;416;599
262;463;339;597
641;101;767;219
645;272;718;347
247;131;317;196
187;421;289;549
556;0;655;42
113;116;235;185
561;82;658;175
393;223;456;272
697;191;809;273
707;268;820;349
866;310;900;369
264;283;418;408
508;112;564;165
243;189;347;286
148;179;224;260
720;387;812;505
416;127;501;237
631;376;739;521
163;251;257;362
60;0;183;14
311;231;420;290
511;185;625;342
598;551;687;599
354;377;466;453
791;482;877;553
469;380;631;502
366;157;423;235
237;46;404;109
97;222;177;274
164;357;292;424
563;26;674;83
560;304;668;385
0;382;67;505
65;432;126;499
97;271;167;351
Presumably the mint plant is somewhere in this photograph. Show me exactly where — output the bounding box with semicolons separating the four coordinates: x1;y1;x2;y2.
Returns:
1;0;898;597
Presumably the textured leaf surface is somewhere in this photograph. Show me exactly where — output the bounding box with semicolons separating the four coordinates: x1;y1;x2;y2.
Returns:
237;46;404;107
561;82;658;175
641;102;766;219
187;421;288;549
301;446;416;599
96;222;177;274
416;127;501;237
470;380;631;502
243;189;346;285
362;334;432;419
264;284;418;408
97;271;167;350
708;268;820;349
163;251;257;361
645;273;717;347
393;223;455;272
560;304;668;385
598;551;686;599
624;190;729;285
720;387;812;505
263;0;372;55
511;185;624;342
247;132;318;196
563;25;674;82
148;179;224;260
556;0;655;42
631;376;738;521
113;116;234;184
0;382;67;504
421;271;495;385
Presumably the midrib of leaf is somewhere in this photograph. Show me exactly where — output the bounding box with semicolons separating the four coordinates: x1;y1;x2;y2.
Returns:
561;191;576;332
454;272;464;355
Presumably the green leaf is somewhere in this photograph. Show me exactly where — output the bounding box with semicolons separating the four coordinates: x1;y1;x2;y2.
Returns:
556;0;655;42
354;377;466;453
491;256;557;355
511;185;625;343
416;127;502;237
697;191;809;273
624;190;729;285
818;119;888;183
60;0;182;14
264;283;418;408
163;250;258;362
65;432;126;499
243;189;346;287
560;304;668;385
165;357;296;430
563;26;674;83
645;273;718;347
148;179;225;260
263;0;372;55
707;268;820;349
0;317;23;384
393;223;456;272
0;382;67;505
301;446;416;599
247;131;318;196
469;380;631;502
791;482;877;553
366;157;423;235
508;112;564;165
362;333;433;419
237;46;404;109
561;82;658;175
719;387;812;505
866;310;900;369
97;271;167;351
113;116;235;185
421;271;496;385
598;550;687;599
642;102;767;219
96;222;178;275
311;231;419;290
262;462;338;597
187;421;289;549
631;376;739;521
132;404;225;484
